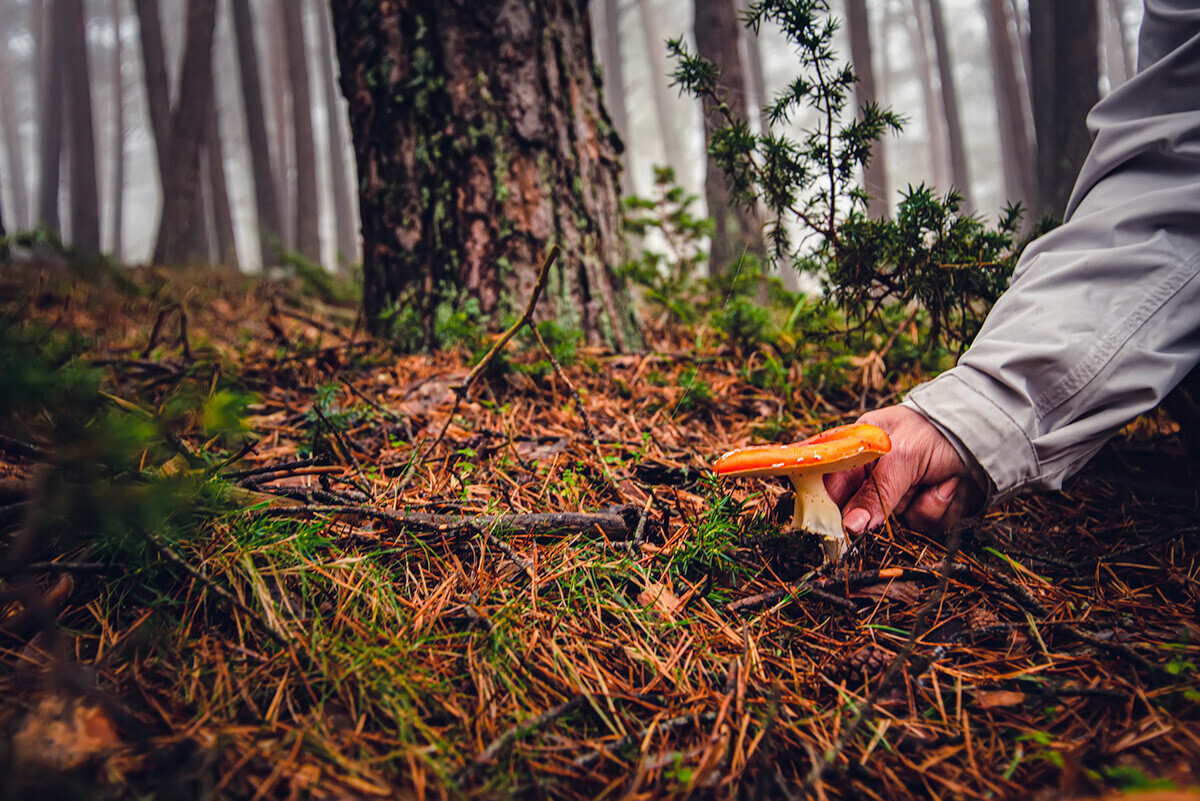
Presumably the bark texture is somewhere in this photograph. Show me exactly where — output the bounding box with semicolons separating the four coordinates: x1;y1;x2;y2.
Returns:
1030;0;1099;219
332;0;639;350
693;0;765;274
231;0;284;266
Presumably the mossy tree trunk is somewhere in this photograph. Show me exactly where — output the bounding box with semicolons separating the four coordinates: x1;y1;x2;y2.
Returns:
331;0;640;351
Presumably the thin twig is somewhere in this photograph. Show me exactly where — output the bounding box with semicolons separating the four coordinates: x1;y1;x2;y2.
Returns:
393;245;559;498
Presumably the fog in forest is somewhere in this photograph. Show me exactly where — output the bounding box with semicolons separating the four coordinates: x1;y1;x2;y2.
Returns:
0;0;1143;273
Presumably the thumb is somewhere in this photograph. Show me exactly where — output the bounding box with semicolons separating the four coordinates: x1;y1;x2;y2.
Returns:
842;453;917;534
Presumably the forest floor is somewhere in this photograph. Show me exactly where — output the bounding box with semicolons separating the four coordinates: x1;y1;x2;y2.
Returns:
0;263;1198;800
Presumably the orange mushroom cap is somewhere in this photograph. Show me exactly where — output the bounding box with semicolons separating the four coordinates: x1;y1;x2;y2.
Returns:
714;423;892;478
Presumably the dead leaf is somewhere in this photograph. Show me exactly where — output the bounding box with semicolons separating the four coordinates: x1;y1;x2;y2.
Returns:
12;696;120;771
638;581;681;619
850;580;922;604
976;690;1026;709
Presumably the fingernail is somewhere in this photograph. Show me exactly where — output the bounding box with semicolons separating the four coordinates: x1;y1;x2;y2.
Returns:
937;477;960;501
845;508;870;535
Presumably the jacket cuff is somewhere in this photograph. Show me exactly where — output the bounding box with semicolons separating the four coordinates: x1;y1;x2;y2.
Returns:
901;370;1040;503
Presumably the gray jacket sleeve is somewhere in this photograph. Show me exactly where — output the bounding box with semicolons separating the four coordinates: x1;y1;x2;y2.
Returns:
901;0;1200;503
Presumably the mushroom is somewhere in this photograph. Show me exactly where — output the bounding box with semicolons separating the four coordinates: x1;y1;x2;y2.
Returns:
713;423;892;563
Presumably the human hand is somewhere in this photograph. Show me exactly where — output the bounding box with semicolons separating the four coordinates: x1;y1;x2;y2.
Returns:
824;406;984;534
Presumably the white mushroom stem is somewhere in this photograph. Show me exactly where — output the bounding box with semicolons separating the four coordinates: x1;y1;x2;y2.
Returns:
789;471;849;563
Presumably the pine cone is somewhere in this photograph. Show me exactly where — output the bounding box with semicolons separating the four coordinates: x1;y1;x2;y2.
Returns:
827;645;891;683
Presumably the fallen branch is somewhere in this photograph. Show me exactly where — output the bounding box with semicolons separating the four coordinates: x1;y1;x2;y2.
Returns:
728;565;971;616
250;502;640;541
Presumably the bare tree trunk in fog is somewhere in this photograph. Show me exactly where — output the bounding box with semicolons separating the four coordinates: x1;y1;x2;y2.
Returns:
62;0;101;256
38;1;65;234
206;86;238;268
282;2;320;264
109;0;126;259
737;0;771;136
906;0;948;189
268;0;294;251
133;0;170;162
925;0;972;211
694;0;765;275
153;0;217;265
0;24;29;231
1030;0;1098;219
597;0;632;196
637;0;683;177
1102;0;1133;87
845;0;888;218
231;0;283;267
1008;0;1032;87
983;0;1035;211
314;0;359;269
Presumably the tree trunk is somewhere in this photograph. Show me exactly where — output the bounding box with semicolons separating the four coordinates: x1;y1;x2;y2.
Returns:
983;0;1035;211
268;0;294;251
844;0;888;218
38;0;65;234
925;0;972;211
1101;0;1133;89
133;0;170;162
230;0;283;267
60;0;101;256
109;0;126;259
152;0;217;266
636;0;684;178
596;0;631;196
331;0;640;350
0;19;29;231
1030;0;1099;219
205;82;238;268
906;0;948;189
282;0;320;264
737;0;771;136
313;0;359;270
693;0;765;275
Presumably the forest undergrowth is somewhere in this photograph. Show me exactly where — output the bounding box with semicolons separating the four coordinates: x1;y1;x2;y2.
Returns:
0;262;1197;800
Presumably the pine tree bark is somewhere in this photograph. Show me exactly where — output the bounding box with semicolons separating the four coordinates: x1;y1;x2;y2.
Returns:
313;0;358;269
231;0;283;267
331;0;640;350
109;0;126;259
983;0;1034;211
1030;0;1099;219
844;0;888;218
693;0;765;274
282;1;320;264
925;0;972;211
38;0;65;234
152;0;217;266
